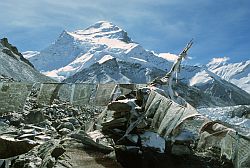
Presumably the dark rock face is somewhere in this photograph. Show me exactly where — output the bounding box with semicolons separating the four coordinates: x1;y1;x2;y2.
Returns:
0;136;38;159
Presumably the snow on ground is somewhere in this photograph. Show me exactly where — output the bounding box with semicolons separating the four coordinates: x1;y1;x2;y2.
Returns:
189;70;213;86
158;53;178;62
140;131;165;153
130;57;148;63
198;106;250;135
43;70;65;81
98;55;114;64
22;51;40;59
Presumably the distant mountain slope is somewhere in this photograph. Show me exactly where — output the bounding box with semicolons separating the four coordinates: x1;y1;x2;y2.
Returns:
189;69;250;106
0;38;54;82
64;57;165;84
207;57;250;93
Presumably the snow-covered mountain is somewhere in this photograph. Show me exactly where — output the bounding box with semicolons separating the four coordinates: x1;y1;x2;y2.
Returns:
207;57;250;94
0;38;54;82
29;21;173;81
26;21;250;107
189;68;250;106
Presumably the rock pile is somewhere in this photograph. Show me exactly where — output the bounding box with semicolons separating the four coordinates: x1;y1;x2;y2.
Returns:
0;84;112;168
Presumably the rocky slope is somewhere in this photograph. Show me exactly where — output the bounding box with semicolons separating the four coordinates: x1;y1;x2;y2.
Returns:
0;38;54;82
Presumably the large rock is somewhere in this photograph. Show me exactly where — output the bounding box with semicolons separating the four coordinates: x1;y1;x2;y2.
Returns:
0;135;38;159
70;131;114;154
108;100;134;112
12;140;65;168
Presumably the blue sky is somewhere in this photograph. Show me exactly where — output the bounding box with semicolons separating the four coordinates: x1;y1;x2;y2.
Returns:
0;0;249;64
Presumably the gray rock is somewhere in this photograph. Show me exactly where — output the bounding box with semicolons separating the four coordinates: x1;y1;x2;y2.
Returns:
108;101;132;112
23;110;44;124
57;122;75;131
17;134;36;140
61;117;79;126
9;113;22;127
58;128;72;136
0;121;9;127
70;132;113;154
126;134;139;144
11;140;64;168
0;160;5;168
116;95;127;101
171;144;191;156
102;118;127;130
51;146;66;159
0;135;38;159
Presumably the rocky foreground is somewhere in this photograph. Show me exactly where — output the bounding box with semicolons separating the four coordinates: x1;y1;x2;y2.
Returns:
0;83;121;167
0;83;249;168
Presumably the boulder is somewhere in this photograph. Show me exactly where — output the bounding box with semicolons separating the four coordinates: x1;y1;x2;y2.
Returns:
11;140;65;168
51;146;66;159
9;113;22;127
108;100;133;112
58;128;72;136
0;135;38;159
70;131;113;154
57;122;75;131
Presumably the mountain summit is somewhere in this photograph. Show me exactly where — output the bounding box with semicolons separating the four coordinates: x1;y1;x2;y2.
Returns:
70;21;132;43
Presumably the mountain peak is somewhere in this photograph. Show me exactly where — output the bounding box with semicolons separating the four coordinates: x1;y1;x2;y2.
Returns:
207;57;229;70
69;21;132;43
